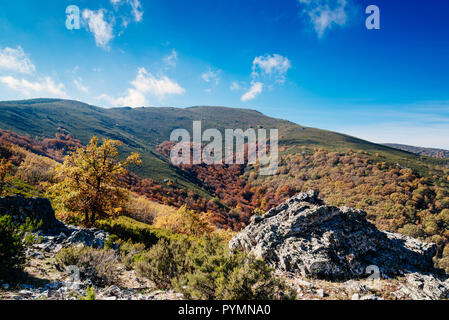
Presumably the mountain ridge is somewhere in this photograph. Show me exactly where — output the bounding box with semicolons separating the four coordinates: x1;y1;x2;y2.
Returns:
1;98;447;186
383;143;449;159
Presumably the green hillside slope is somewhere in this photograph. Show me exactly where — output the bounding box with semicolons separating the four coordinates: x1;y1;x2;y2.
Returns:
0;98;447;185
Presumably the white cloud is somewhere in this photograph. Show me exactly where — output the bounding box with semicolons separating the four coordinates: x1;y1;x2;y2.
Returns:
128;0;144;22
201;68;221;85
298;0;348;38
132;68;185;98
99;88;147;107
73;77;89;93
82;9;114;49
252;54;291;83
241;82;263;102
99;68;185;107
0;75;67;98
163;49;178;68
110;0;144;23
0;46;36;74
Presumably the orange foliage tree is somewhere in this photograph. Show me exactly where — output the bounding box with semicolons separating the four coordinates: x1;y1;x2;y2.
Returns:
49;137;141;225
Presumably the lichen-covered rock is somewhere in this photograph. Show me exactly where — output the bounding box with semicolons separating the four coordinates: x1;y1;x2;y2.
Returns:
63;228;108;249
230;190;437;280
393;273;449;300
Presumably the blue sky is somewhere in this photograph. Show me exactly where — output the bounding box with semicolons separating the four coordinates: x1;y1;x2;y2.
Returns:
0;0;448;148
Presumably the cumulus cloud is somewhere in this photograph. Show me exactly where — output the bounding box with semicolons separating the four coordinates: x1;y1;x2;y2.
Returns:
79;1;144;49
241;82;263;102
99;68;185;107
0;46;67;98
0;75;67;98
163;49;178;68
82;9;115;49
0;46;36;74
132;68;185;98
252;54;291;83
99;88;147;107
298;0;348;38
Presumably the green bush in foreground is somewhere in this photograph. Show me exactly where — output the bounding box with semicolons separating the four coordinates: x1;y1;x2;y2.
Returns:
55;246;119;287
135;236;295;300
82;286;96;300
98;216;192;248
116;240;146;271
135;239;192;289
0;215;40;281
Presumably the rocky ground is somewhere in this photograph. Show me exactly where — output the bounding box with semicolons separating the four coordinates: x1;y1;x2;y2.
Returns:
0;223;183;300
2;193;449;300
230;191;449;300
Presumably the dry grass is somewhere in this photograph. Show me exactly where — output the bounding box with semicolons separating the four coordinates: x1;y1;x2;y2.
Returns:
126;193;177;224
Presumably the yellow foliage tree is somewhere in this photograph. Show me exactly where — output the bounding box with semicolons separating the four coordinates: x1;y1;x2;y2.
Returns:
0;158;13;196
49;137;141;225
17;153;57;186
153;206;215;236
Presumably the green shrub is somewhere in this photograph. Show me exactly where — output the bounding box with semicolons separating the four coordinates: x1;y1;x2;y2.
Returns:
176;238;294;300
97;216;192;248
0;215;26;280
0;215;40;281
55;246;119;287
399;223;424;238
135;236;295;300
117;240;146;270
82;286;96;300
215;256;295;300
135;239;192;289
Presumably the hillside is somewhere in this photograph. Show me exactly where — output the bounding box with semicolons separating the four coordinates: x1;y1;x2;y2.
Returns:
1;98;449;271
1;99;446;181
384;143;449;159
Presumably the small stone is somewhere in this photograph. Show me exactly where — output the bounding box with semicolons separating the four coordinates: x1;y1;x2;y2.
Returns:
19;290;33;296
45;281;63;290
360;294;382;300
317;289;325;298
295;279;313;288
351;294;360;300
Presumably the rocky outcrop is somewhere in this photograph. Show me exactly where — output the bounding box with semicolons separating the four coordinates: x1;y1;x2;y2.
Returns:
0;195;109;250
393;273;449;300
0;195;64;232
230;191;438;280
32;225;110;254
